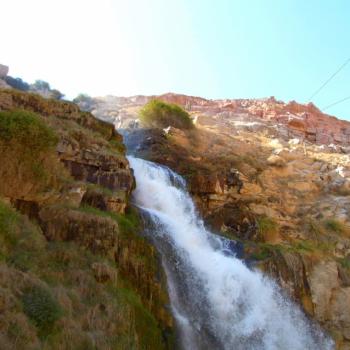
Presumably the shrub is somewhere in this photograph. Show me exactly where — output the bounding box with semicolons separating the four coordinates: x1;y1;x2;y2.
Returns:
139;99;193;129
22;286;63;334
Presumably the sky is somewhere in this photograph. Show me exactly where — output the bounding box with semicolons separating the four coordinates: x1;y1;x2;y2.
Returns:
1;0;350;120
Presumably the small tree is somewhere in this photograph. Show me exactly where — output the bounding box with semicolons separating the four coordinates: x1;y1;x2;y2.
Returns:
139;99;193;129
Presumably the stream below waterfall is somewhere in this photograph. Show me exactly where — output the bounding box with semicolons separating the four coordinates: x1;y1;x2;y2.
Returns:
128;156;334;350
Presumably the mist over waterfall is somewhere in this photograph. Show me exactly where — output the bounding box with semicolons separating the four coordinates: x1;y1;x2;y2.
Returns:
128;156;334;350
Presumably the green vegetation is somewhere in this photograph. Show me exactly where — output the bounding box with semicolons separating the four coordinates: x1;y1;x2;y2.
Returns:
0;90;172;349
250;245;272;260
0;200;20;250
306;219;324;239
338;256;350;270
22;286;63;336
0;109;58;150
256;216;279;242
0;200;45;266
116;285;165;350
139;99;194;129
248;236;338;263
0;110;60;188
0;200;169;349
323;218;347;235
293;240;314;252
86;183;114;196
110;137;126;154
257;216;278;234
78;204;140;234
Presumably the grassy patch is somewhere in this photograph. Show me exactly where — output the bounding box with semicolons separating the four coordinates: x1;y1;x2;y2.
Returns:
249;239;330;262
0;110;65;195
323;219;349;236
306;219;325;239
0;200;45;267
22;286;63;337
0;109;58;150
338;256;350;269
0;200;20;249
250;246;272;260
109;138;126;154
140;99;194;129
86;183;114;196
257;216;279;242
293;240;315;252
116;284;165;350
78;204;140;234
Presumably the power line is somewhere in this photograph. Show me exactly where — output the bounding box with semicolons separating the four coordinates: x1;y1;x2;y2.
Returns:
308;57;350;101
322;95;350;111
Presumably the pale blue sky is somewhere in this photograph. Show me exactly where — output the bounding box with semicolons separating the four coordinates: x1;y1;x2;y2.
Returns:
1;0;349;120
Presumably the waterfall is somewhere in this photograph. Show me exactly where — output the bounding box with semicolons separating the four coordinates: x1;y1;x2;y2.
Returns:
128;156;334;350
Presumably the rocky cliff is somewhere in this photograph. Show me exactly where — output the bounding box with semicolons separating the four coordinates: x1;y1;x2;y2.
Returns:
80;92;350;148
85;92;350;349
0;89;173;349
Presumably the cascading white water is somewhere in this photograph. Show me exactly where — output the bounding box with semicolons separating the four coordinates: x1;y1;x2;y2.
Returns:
128;156;334;350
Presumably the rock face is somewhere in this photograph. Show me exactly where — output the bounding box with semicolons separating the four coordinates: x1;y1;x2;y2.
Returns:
79;92;350;147
0;64;9;78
